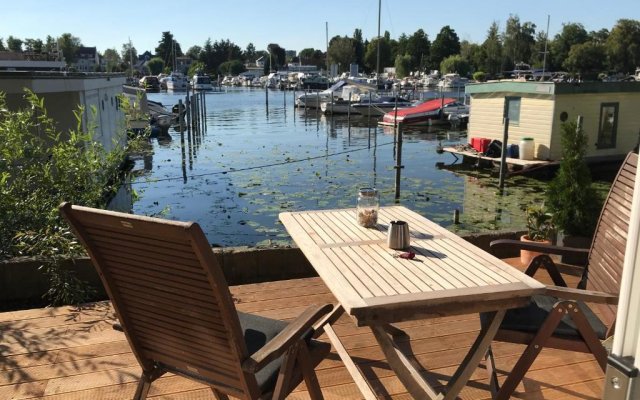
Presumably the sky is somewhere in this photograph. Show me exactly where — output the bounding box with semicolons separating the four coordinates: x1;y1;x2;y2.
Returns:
2;0;638;56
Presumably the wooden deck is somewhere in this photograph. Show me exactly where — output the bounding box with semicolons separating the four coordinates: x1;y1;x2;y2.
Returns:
1;259;604;399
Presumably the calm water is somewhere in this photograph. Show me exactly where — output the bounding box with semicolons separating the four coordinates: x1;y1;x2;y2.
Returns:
132;88;549;247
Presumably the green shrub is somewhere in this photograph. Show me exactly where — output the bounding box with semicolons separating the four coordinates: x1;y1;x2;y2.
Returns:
546;119;601;237
0;90;137;305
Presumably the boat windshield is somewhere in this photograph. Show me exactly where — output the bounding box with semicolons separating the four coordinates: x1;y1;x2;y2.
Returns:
196;76;211;84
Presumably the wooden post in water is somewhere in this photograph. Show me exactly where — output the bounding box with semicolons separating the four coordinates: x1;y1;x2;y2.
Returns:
499;117;510;189
201;91;206;132
265;82;269;110
178;99;184;133
347;92;352;123
394;123;404;201
185;95;191;135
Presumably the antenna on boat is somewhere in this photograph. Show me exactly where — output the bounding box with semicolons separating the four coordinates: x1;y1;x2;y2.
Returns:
541;14;550;81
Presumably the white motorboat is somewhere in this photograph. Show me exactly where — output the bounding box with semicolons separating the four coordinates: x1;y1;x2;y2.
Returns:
191;73;213;91
296;80;347;109
166;72;188;91
437;73;469;89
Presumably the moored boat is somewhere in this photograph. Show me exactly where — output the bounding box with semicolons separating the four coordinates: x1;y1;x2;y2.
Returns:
166;72;188;91
191;73;213;91
380;98;457;126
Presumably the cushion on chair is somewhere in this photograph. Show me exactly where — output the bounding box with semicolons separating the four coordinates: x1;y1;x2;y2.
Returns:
238;311;320;393
481;295;608;340
238;311;289;392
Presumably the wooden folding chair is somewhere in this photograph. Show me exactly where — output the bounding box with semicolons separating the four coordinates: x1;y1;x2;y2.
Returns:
484;151;637;399
60;203;333;400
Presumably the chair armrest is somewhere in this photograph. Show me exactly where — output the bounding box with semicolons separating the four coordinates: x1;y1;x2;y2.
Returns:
242;303;333;373
544;285;618;305
490;239;589;257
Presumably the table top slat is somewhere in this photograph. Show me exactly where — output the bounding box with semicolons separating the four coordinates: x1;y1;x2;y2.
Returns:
280;207;545;323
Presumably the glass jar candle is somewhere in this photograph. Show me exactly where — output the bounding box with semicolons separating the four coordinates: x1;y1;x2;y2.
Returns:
356;188;379;227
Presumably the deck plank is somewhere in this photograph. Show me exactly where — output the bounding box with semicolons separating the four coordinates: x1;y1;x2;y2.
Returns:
0;263;604;399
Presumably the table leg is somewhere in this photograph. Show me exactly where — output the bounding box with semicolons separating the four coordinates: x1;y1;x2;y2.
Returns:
443;310;506;400
322;306;379;400
371;325;444;400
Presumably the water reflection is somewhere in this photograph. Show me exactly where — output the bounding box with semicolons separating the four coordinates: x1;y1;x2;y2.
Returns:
129;88;555;247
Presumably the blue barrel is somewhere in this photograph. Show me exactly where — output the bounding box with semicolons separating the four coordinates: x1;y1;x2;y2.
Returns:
507;144;519;159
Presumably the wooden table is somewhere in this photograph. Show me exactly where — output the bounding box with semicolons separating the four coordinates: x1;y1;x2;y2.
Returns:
280;206;545;400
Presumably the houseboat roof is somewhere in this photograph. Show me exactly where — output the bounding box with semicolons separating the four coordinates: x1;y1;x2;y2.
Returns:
466;80;640;96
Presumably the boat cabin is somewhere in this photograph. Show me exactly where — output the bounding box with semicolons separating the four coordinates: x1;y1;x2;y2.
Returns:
465;81;640;161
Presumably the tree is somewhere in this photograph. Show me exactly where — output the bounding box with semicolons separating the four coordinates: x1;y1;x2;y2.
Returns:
589;29;609;44
299;48;316;64
121;42;138;67
155;31;182;67
394;54;412;78
24;38;43;53
188;61;206;78
406;29;431;72
564;41;607;80
327;36;355;72
102;48;122;72
547;120;601;237
502;15;536;68
146;57;165;75
244;43;256;63
480;22;503;77
7;36;23;52
0;38;5;51
430;26;460;69
353;29;365;68
219;60;246;75
440;54;471;76
267;43;286;70
186;45;202;60
364;37;392;73
606;19;640;74
460;40;482;72
57;33;82;65
550;23;588;71
44;35;56;53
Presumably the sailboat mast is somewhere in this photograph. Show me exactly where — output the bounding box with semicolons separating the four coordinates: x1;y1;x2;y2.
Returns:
541;15;550;81
326;22;329;78
128;37;133;79
376;0;381;83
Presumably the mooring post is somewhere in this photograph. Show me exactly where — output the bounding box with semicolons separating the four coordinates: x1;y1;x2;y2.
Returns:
499;117;510;189
394;123;404;201
178;99;184;133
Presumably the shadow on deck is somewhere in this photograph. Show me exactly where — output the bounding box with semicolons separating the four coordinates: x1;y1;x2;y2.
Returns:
0;260;604;399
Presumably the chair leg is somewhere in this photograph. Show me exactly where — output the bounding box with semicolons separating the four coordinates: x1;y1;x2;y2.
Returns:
272;342;300;400
495;302;567;400
133;372;153;400
297;342;324;400
569;302;609;370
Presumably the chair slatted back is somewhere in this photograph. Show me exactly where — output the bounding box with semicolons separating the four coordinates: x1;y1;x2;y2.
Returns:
587;152;637;327
60;204;259;399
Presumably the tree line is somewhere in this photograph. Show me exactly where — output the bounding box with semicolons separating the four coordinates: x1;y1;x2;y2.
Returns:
2;16;639;80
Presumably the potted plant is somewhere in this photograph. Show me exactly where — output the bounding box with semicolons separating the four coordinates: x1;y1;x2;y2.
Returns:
546;118;602;263
520;205;556;265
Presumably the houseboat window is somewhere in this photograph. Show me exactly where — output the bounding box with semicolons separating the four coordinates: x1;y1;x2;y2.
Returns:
505;97;521;124
597;103;618;149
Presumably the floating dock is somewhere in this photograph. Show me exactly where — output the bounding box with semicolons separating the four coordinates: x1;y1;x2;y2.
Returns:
442;146;557;174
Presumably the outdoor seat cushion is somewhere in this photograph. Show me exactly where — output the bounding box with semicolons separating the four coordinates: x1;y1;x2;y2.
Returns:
238;311;321;393
481;295;608;340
